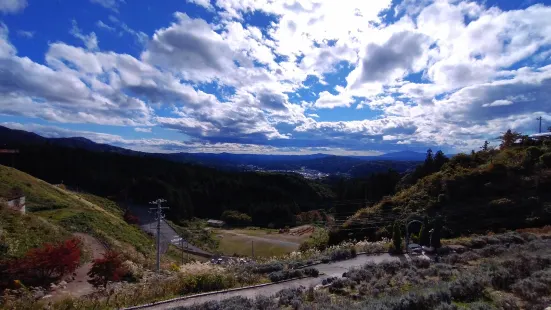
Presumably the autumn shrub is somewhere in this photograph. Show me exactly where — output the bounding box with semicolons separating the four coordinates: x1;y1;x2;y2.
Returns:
8;237;81;287
123;209;139;225
88;250;128;288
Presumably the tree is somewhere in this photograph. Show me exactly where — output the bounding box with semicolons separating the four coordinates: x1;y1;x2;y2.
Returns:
123;209;139;225
12;238;81;286
431;218;443;249
392;222;402;254
499;129;521;150
221;210;252;227
424;149;434;172
88;251;127;288
481;141;490;151
433;150;449;171
419;217;430;246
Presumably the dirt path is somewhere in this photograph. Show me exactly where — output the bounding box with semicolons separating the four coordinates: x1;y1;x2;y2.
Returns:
49;233;106;300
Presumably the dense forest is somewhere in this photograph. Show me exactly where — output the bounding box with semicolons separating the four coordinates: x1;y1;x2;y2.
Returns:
0;126;419;227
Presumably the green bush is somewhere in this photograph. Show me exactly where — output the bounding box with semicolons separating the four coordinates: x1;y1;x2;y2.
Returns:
540;153;551;167
220;210;252;227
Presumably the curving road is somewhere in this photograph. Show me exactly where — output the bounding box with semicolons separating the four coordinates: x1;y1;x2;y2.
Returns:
126;204;212;257
132;253;403;310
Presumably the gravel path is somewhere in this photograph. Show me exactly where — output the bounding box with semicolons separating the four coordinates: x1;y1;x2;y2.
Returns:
50;233;106;300
137;253;402;309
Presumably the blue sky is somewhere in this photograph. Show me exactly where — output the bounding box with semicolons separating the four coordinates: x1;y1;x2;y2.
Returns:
0;0;550;155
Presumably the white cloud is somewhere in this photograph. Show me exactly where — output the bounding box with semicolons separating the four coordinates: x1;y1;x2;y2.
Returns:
96;20;115;32
313;91;354;109
70;20;99;50
2;0;551;154
16;30;33;38
187;0;214;11
0;0;27;14
90;0;124;11
482;99;513;108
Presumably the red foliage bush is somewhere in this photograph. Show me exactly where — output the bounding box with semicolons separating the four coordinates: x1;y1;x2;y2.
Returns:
7;238;82;287
87;250;128;288
123;209;139;225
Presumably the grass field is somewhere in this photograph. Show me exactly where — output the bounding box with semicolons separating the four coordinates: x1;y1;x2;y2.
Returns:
213;228;312;258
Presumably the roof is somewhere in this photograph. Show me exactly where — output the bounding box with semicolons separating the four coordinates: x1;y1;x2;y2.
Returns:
207;219;224;224
2;194;24;201
530;132;551;138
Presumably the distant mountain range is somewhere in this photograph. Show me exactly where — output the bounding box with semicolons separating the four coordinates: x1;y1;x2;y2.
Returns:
0;126;427;177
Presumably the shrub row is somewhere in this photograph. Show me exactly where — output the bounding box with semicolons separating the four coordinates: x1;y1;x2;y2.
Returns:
268;267;319;282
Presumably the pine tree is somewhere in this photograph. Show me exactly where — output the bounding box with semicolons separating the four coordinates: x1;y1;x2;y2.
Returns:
499;129;521;150
392;222;402;254
431;218;443;249
481;140;490;151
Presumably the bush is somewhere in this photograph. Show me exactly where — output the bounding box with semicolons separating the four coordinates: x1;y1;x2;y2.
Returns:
511;269;551;302
252;262;283;274
303;267;319;277
221;210;252;227
8;237;82;287
123;209;139;225
539;152;551;167
87;251;128;288
268;269;303;282
328;247;356;261
449;273;488;301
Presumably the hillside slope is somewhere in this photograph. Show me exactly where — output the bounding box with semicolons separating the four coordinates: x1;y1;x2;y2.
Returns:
339;146;551;241
0;165;155;261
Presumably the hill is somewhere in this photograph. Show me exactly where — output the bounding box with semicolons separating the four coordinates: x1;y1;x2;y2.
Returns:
0;165;156;262
0;141;335;227
336;145;551;242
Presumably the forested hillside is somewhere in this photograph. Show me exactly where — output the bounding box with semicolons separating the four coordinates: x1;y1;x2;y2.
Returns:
0;143;335;226
334;141;551;243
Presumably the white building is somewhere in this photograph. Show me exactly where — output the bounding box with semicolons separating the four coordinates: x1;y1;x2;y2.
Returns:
2;195;26;214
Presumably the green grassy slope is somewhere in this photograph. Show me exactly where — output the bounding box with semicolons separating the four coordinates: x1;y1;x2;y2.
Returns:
340;146;551;240
0;165;156;261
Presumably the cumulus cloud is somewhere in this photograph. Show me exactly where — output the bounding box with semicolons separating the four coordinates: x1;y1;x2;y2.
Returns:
134;127;152;133
0;0;27;14
349;31;430;88
187;0;214;11
2;0;551;154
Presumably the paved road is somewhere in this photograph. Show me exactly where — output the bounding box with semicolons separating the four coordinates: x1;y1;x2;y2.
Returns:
127;205;211;257
139;253;401;309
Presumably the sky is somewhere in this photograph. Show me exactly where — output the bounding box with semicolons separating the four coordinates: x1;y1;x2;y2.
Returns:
0;0;550;155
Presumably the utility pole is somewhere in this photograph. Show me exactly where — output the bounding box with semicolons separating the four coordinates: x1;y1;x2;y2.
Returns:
150;198;167;273
537;116;543;133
